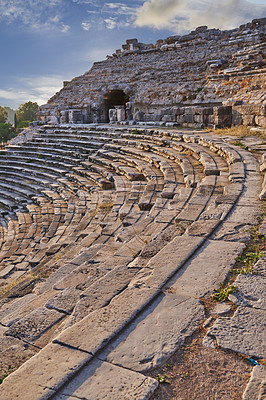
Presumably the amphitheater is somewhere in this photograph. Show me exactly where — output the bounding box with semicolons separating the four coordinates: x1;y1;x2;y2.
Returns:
0;18;266;400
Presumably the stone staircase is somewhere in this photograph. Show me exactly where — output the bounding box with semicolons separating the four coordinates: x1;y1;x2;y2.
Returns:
0;125;264;399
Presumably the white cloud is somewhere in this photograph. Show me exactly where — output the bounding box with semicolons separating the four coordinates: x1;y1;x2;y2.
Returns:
0;75;66;108
104;3;137;15
81;21;92;30
0;0;69;32
135;0;266;32
104;17;118;29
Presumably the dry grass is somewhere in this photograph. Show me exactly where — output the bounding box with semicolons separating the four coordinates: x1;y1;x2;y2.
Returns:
97;201;114;211
210;125;266;139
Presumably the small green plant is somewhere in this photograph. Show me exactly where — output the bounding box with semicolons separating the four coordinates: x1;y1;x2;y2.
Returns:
132;129;142;135
235;247;264;268
231;266;258;275
156;374;170;384
211;283;238;302
231;141;249;150
0;366;11;384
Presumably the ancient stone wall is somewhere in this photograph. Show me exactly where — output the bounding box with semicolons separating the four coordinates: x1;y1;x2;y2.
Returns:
39;18;266;128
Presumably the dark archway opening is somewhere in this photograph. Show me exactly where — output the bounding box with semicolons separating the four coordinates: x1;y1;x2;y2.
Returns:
103;90;129;122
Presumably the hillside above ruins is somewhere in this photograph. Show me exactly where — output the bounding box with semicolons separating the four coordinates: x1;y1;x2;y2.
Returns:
39;18;266;128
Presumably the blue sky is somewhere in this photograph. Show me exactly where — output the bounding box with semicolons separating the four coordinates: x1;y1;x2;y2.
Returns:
0;0;266;110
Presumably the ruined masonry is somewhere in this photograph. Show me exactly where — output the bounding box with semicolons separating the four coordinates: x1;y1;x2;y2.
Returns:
0;18;265;400
39;18;266;128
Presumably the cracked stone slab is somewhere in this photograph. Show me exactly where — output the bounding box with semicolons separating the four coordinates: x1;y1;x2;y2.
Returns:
0;294;37;322
224;205;262;225
0;343;91;400
53;285;160;355
100;292;205;372
243;365;266;400
184;219;220;237
45;288;82;314
52;358;158;400
213;222;251;242
165;240;245;298
5;306;65;342
206;306;266;359
128;235;205;290
229;273;266;310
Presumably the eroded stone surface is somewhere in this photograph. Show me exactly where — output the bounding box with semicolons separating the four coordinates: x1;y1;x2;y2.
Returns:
100;292;205;372
0;343;91;400
243;365;266;400
5;307;65;342
229;274;266;310
45;288;82;314
207;307;266;358
166;240;245;298
52;358;158;400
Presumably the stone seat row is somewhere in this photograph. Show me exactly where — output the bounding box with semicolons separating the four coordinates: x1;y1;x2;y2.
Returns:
0;128;240;284
0;127;242;268
0;128;246;288
0;127;255;399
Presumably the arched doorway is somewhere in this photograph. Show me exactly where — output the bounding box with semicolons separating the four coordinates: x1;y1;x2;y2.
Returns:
103;90;129;122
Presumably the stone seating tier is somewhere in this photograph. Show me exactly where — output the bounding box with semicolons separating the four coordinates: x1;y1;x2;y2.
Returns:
0;125;264;400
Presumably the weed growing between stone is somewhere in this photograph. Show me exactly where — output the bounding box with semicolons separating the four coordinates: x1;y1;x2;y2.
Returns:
0;366;11;384
211;283;238;302
157;374;170;384
231;141;249;150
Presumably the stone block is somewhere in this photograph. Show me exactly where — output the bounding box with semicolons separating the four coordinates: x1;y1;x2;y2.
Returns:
101;293;205;372
243;365;266;400
52;358;158;400
229;273;266;309
5;306;65;342
194;107;213;115
214;114;232;128
54;285;159;354
183;113;195;123
168;240;245;298
207;306;266;358
243;114;255;126
0;343;91;400
232;109;243;126
45;288;82;314
194;114;204;123
213;106;232;116
255;115;266;127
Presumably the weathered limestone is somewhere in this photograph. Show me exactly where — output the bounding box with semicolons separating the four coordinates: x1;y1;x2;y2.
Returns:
0;125;264;399
165;240;245;298
5;306;65;342
100;293;205;372
38;19;266;128
243;366;266;400
52;358;158;400
206;307;266;358
0;343;91;400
